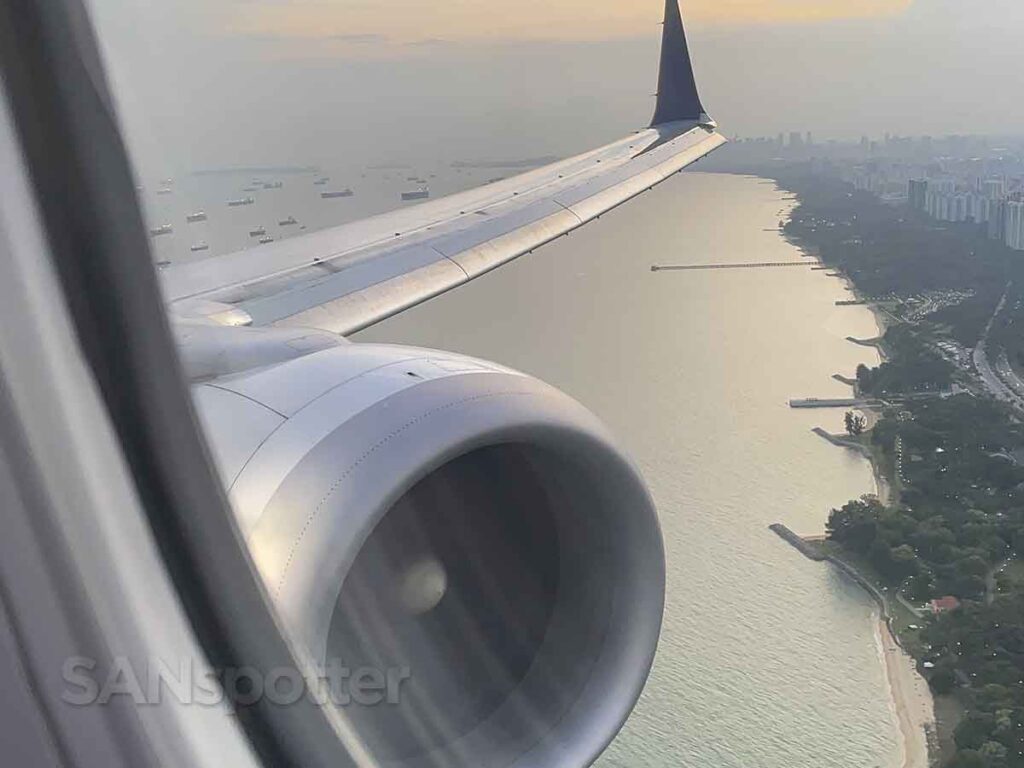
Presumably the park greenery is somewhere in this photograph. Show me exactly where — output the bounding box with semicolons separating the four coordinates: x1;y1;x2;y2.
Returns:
828;395;1024;602
854;326;955;396
776;170;1024;766
778;169;1024;347
844;411;867;437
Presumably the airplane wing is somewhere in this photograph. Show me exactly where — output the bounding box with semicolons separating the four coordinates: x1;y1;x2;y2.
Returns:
163;0;724;346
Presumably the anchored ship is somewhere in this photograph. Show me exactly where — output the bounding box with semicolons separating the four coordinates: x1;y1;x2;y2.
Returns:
401;186;429;201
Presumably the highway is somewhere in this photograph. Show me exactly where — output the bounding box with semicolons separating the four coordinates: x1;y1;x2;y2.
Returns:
971;285;1024;410
994;351;1024;399
973;341;1019;405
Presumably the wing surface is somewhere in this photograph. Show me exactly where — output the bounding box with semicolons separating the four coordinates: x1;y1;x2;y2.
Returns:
163;0;724;338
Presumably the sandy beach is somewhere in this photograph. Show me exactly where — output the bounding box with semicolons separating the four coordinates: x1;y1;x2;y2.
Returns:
877;619;935;768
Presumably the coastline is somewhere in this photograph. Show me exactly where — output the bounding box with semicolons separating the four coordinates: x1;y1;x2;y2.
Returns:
876;618;935;768
772;178;936;767
823;266;938;768
772;523;938;768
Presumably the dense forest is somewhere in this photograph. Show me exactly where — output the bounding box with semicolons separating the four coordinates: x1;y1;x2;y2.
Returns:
779;170;1023;347
855;326;955;395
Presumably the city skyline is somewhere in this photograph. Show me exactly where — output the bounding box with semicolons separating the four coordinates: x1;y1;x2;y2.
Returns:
90;0;1024;180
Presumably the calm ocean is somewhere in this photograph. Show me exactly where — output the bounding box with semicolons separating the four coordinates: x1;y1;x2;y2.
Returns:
153;170;899;767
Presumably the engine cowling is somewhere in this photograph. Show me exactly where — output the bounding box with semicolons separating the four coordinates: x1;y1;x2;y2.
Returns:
194;342;664;768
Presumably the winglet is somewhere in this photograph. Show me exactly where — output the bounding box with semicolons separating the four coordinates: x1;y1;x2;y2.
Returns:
650;0;714;128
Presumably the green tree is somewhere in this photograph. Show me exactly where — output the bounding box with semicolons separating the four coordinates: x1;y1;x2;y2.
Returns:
844;411;867;437
955;713;996;751
889;544;921;581
946;750;988;768
929;664;957;695
978;740;1008;765
827;497;885;552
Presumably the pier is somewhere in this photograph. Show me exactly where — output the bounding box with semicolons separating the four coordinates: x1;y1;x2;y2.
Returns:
770;524;897;642
651;261;816;272
789;397;881;409
768;523;826;561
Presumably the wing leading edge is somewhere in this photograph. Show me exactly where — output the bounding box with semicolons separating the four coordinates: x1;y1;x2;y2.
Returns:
164;0;724;344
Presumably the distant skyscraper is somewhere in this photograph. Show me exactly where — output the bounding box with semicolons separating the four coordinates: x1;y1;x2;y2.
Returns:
788;131;803;149
908;179;928;211
983;178;1006;200
988;201;1006;241
1006;200;1024;251
805;131;813;148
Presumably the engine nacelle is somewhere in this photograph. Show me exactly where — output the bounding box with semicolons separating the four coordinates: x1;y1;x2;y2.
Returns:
194;343;664;768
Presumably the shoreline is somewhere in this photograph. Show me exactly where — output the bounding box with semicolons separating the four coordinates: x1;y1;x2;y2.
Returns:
772;524;938;768
876;617;935;768
771;178;935;766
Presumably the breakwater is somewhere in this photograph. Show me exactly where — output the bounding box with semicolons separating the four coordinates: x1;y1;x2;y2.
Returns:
770;524;899;645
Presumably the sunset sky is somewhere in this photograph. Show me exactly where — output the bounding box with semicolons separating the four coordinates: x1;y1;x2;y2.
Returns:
224;0;916;44
89;0;1024;177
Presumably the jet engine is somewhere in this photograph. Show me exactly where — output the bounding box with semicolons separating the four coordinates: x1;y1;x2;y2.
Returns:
194;342;664;768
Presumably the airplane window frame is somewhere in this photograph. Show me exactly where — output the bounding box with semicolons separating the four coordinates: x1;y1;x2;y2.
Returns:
0;1;355;764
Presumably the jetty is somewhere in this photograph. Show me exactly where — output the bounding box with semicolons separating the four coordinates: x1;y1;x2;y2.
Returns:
846;335;884;348
789;397;881;409
812;427;872;457
768;524;826;561
652;261;816;272
770;524;896;641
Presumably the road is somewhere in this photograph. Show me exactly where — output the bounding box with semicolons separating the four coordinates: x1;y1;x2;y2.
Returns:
994;351;1024;399
971;284;1024;410
973;341;1021;406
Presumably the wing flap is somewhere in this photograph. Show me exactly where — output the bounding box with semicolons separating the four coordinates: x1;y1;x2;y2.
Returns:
167;125;724;337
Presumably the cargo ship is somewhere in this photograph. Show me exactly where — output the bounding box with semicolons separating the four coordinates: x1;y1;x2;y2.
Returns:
149;224;173;236
190;242;209;252
401;186;429;201
227;197;255;207
262;181;283;189
249;226;266;237
186;211;207;223
278;216;298;226
156;187;173;196
321;188;354;199
258;236;274;244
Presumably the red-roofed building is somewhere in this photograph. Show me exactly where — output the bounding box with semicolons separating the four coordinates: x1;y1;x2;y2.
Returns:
930;596;961;615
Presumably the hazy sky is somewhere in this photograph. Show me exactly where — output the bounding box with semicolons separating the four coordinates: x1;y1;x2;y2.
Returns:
87;0;1024;178
223;0;915;43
